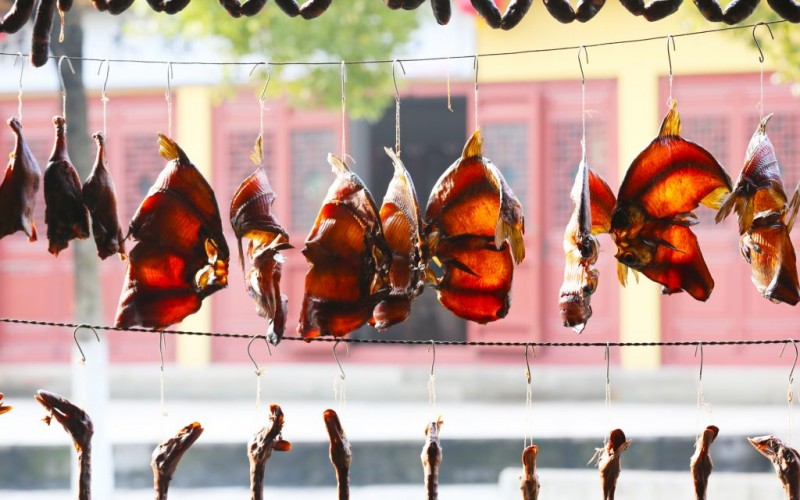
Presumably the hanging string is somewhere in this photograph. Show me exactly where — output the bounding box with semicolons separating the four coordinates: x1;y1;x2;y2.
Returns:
780;340;798;446
666;35;676;108
753;23;774;120
165;62;174;138
392;59;405;155
604;343;612;437
247;335;270;429
73;325;99;409
333;340;348;410
13;53;24;122
340;61;347;161
578;46;588;162
427;341;437;412
57;56;75;123
159;332;168;418
695;343;714;438
524;344;534;448
250;62;271;151
98;59;110;137
473;55;479;132
445;21;453;112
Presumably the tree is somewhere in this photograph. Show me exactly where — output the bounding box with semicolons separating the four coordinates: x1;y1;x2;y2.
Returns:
152;0;421;120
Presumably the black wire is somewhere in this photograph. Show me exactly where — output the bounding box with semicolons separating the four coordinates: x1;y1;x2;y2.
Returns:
1;317;794;348
0;20;785;68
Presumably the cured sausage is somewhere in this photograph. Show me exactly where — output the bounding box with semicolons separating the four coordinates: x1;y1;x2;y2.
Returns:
0;0;35;34
30;0;57;68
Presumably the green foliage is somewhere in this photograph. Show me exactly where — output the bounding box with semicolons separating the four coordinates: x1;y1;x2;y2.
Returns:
155;0;421;120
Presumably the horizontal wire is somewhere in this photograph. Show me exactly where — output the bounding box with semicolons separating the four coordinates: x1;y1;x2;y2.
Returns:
0;20;785;68
1;317;795;348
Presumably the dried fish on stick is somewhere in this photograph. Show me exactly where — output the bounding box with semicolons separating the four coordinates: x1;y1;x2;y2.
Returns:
249;404;291;500
35;390;93;500
152;422;204;500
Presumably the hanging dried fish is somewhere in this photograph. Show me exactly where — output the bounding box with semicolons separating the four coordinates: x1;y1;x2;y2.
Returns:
692;0;759;23
273;0;332;18
152;422;204;500
618;0;683;20
230;137;291;344
590;428;631;500
424;129;525;324
749;435;800;499
35;390;93;500
324;409;351;500
559;160;612;333
44;116;91;256
0;117;41;242
421;417;443;500
115;134;229;330
0;0;35;34
590;101;732;301
82;132;125;260
370;148;426;331
0;393;12;415
520;444;540;500
298;154;390;339
249;404;292;500
691;425;719;500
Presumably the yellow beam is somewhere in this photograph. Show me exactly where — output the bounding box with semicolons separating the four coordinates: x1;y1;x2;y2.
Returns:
175;86;213;367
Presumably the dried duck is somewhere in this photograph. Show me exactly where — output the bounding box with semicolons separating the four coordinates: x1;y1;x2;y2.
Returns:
82;132;125;260
0;117;41;242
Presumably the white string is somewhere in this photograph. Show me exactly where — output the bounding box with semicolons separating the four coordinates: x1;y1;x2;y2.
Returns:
14;53;24;123
255;367;266;430
98;60;110;137
473;55;479;131
334;372;346;410
580;50;587;162
428;373;437;410
604;344;611;434
666;35;675;108
340;61;347;160
159;333;168;419
789;376;795;447
165;62;173;138
524;357;533;448
445;23;453;112
758;57;765;120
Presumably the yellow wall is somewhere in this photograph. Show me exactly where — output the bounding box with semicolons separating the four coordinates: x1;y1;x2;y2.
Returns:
477;5;768;368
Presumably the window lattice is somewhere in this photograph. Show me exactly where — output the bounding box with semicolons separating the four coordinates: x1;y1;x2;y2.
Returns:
291;129;336;232
123;134;165;224
483;123;528;207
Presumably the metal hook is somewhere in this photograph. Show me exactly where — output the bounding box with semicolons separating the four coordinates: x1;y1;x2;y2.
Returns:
578;45;588;86
159;332;167;373
428;340;436;377
247;334;272;375
524;343;535;384
165;62;174;101
666;35;676;78
695;342;704;382
57;56;75;100
753;22;775;64
249;62;271;103
333;340;349;381
780;339;799;384
392;59;406;103
73;325;100;364
97;59;110;98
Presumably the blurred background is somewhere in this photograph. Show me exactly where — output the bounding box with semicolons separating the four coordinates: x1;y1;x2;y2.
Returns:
0;0;799;498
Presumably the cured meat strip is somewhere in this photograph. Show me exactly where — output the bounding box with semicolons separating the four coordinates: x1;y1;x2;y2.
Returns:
750;435;800;500
0;117;41;242
421;417;443;500
323;409;351;500
519;444;540;499
691;425;719;500
591;428;631;500
152;422;204;500
249;404;292;500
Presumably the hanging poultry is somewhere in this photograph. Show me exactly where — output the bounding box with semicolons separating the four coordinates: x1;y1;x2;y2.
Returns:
0;117;41;242
230;136;291;344
298;153;390;339
82;132;126;260
520;444;540;500
590;428;631;500
324;409;351;500
716;114;800;305
44;115;91;256
424;129;525;324
0;393;12;415
589;101;732;301
249;404;291;500
749;435;800;499
559;158;614;333
691;425;719;500
35;390;93;500
421;417;443;500
152;422;204;500
370;148;426;331
115;134;229;330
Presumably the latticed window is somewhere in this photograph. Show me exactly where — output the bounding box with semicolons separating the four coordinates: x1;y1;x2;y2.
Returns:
291;129;336;232
483;123;528;206
551;120;608;229
123;134;165;223
226;131;276;197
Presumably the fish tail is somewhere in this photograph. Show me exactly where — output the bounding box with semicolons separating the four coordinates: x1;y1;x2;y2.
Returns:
461;129;483;160
714;191;738;224
658;100;681;137
250;135;263;167
495;217;525;264
617;262;629;287
157;133;188;163
701;186;730;211
327;153;350;175
787;181;800;231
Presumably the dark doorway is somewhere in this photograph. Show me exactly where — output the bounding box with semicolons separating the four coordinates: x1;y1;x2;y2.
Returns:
354;96;468;342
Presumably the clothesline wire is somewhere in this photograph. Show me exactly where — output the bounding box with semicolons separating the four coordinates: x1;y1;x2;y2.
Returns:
0;20;785;69
3;317;795;348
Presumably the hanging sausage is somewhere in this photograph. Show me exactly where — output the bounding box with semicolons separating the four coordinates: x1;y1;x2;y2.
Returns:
297;154;390;339
590;101;732;301
230;137;292;344
43;116;91;256
424;129;525;324
0;117;41;243
0;0;34;34
152;422;204;500
249;404;292;500
115;134;229;330
82;132;126;260
421;417;443;500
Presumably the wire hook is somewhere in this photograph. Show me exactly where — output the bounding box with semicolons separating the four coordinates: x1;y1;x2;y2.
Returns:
428;340;436;377
392;59;406;103
666;35;676;78
97;59;110;98
57;56;75;120
247;334;272;375
524;343;535;384
780;339;799;384
695;342;704;382
73;325;100;364
578;45;588;86
753;22;774;64
333;340;349;381
249;61;271;103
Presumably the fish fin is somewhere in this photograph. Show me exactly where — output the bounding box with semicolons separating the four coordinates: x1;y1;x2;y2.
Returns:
250;135;263;167
658;100;681;137
700;186;730;210
495;216;525;265
462;129;483;160
787;181;800;232
617;262;629;287
714;191;739;225
327;153;350;175
157;133;188;163
588;168;616;234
